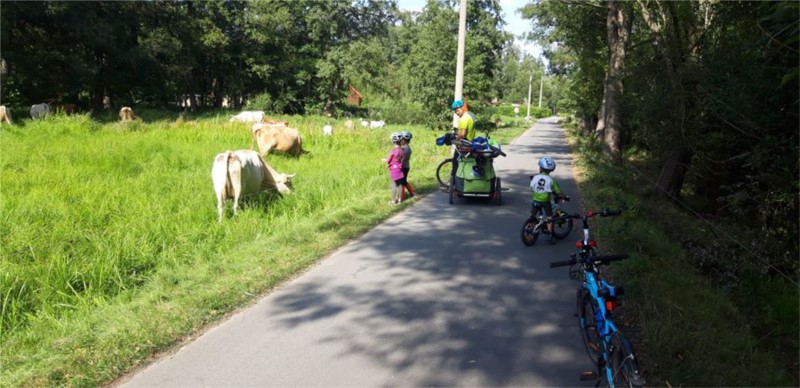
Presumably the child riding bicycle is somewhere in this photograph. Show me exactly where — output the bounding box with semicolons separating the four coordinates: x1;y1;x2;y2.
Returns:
530;156;567;244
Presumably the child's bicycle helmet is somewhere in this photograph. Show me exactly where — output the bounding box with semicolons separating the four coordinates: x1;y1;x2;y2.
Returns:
390;132;402;143
538;156;556;172
401;131;412;141
450;99;464;110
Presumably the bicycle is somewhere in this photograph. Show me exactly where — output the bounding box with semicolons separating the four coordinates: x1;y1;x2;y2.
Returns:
520;196;573;246
549;208;644;387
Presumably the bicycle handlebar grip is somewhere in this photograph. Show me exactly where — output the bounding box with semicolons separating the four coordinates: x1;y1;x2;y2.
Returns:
600;208;622;217
597;254;629;262
488;145;507;157
549;259;576;268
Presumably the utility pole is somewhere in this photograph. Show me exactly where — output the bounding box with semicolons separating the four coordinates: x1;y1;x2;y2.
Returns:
538;76;544;108
453;0;467;129
525;74;532;121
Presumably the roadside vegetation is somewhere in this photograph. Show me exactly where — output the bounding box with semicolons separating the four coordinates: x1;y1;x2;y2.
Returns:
0;109;534;386
564;121;798;387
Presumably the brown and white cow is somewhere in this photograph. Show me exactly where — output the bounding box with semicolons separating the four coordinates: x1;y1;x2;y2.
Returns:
211;149;295;222
119;106;135;122
0;105;11;125
251;123;306;156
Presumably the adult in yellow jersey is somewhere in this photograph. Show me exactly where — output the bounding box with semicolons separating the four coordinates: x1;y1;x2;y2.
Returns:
451;99;475;141
450;99;476;179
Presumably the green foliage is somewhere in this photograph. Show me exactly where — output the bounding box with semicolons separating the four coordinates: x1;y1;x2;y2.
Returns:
565;125;797;387
245;92;275;112
361;95;430;126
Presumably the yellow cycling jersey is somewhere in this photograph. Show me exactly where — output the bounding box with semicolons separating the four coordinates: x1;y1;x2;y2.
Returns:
458;111;475;141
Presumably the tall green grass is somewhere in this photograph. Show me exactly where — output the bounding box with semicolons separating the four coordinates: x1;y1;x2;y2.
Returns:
0;111;526;386
563;123;797;387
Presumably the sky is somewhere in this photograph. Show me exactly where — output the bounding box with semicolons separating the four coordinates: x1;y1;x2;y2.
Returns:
396;0;542;59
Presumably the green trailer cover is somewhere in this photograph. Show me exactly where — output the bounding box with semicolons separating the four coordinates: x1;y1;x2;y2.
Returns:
456;158;495;193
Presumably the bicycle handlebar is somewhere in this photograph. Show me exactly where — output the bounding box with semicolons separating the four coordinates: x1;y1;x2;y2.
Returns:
550;207;622;223
549;253;630;268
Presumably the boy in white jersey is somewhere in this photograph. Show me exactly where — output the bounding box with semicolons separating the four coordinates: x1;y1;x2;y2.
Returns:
531;156;567;244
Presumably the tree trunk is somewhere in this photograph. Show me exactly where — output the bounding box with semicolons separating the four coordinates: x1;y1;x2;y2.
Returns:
636;0;695;200
595;0;629;158
656;146;692;200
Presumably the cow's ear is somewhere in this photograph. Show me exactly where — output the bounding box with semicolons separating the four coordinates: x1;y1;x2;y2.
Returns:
286;173;296;178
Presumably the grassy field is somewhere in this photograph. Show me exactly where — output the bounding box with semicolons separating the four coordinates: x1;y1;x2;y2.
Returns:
0;111;529;386
563;123;798;387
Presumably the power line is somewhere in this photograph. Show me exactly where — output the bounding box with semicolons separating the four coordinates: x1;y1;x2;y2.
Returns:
617;156;799;287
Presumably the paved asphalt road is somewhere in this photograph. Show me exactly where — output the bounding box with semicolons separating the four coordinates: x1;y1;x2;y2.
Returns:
119;117;595;387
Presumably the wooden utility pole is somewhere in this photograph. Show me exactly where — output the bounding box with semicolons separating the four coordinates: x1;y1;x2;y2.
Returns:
453;0;467;129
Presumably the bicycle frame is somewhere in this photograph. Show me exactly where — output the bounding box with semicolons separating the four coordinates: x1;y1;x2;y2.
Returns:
581;267;624;385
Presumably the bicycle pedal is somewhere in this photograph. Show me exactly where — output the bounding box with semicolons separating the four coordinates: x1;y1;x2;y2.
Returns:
579;371;597;381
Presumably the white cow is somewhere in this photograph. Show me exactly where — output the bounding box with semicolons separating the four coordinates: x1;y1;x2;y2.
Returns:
229;110;265;123
369;120;386;129
344;119;355;130
30;103;50;120
322;124;333;136
360;119;369;128
0;105;11;125
211;149;295;222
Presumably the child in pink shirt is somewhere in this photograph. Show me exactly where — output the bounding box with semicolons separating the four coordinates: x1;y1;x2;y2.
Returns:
384;132;406;205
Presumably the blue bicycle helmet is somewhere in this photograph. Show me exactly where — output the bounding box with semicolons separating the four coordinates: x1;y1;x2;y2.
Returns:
400;130;412;141
538;156;556;172
450;99;464;110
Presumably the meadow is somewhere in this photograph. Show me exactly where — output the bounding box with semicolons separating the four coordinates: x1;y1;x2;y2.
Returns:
0;111;528;386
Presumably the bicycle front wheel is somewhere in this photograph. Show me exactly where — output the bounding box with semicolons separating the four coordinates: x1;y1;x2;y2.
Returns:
436;158;453;189
609;332;645;387
578;289;602;365
521;207;543;246
552;209;574;239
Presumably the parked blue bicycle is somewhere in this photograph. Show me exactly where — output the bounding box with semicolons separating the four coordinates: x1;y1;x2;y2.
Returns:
549;208;644;387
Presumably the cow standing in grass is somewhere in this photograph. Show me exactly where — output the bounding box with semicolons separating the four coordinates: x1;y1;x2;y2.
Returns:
119;106;136;122
0;105;11;125
211;150;295;222
251;123;306;157
229;110;265;123
30;103;50;119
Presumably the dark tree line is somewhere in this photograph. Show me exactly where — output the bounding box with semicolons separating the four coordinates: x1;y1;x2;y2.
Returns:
523;0;798;274
0;0;523;121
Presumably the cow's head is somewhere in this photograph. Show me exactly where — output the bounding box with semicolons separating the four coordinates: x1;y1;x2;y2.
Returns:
275;173;296;194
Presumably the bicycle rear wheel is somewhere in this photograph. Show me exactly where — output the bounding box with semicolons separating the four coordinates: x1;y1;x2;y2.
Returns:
551;209;574;239
520;207;543;246
609;332;645;387
578;289;602;365
436;158;453;189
